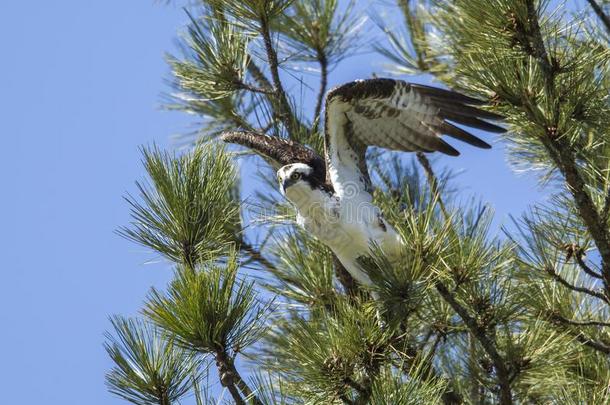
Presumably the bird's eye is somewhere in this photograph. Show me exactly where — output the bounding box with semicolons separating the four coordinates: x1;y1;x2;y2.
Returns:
290;172;301;181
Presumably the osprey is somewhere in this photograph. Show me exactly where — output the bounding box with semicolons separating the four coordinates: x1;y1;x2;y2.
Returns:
222;79;504;290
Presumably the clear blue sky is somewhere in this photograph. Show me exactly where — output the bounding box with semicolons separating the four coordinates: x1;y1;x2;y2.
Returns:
0;1;554;404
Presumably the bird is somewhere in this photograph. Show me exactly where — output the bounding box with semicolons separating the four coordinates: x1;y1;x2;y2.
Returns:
221;78;504;291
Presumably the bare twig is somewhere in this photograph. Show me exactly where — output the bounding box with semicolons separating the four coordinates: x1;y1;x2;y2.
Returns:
468;332;482;405
159;394;170;405
227;385;245;405
524;0;553;79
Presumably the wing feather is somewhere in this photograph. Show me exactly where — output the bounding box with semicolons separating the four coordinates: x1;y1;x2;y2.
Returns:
434;101;504;121
437;122;492;149
409;83;487;105
326;78;505;157
440;111;506;133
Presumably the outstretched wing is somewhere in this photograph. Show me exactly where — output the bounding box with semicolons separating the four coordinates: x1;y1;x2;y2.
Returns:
324;79;504;195
221;131;327;184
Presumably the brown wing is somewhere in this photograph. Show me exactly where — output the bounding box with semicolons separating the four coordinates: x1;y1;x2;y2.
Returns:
326;78;504;157
221;131;327;183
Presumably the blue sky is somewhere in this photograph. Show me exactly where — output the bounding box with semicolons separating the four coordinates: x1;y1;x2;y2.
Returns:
0;1;555;404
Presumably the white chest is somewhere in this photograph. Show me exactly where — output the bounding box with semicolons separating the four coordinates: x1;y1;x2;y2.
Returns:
296;196;403;285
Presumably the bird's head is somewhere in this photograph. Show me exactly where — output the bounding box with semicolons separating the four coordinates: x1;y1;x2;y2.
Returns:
277;163;316;204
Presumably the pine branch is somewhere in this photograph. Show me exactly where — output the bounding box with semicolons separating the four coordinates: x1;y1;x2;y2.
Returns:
524;0;554;84
247;57;300;133
416;152;447;216
602;189;610;221
339;393;355;405
468;332;482;405
435;282;513;405
542;137;610;292
346;377;369;401
240;239;279;273
259;17;302;137
334;256;360;296
210;0;305;137
231;363;261;404
143;256;269;405
545;266;610;304
519;0;610;298
226;385;245;405
353;390;372;405
575;254;603;280
215;349;256;405
586;0;610;35
576;333;610;354
392;332;462;405
351;362;376;404
397;0;428;70
236;80;274;95
551;313;610;328
416;153;513;405
104;317;201;405
247;58;274;90
312;53;328;134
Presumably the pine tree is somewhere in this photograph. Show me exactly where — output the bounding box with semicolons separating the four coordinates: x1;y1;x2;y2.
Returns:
105;1;610;403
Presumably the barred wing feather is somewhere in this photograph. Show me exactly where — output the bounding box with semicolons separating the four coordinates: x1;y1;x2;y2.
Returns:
326;79;504;157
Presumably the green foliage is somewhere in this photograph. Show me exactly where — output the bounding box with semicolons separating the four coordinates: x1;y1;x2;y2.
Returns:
553;383;610;405
170;14;251;101
118;144;240;267
274;0;363;64
261;298;394;403
208;0;294;26
247;371;293;405
143;251;270;354
264;228;337;307
104;316;202;405
368;366;447;405
435;0;610;183
109;0;610;403
361;199;449;321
